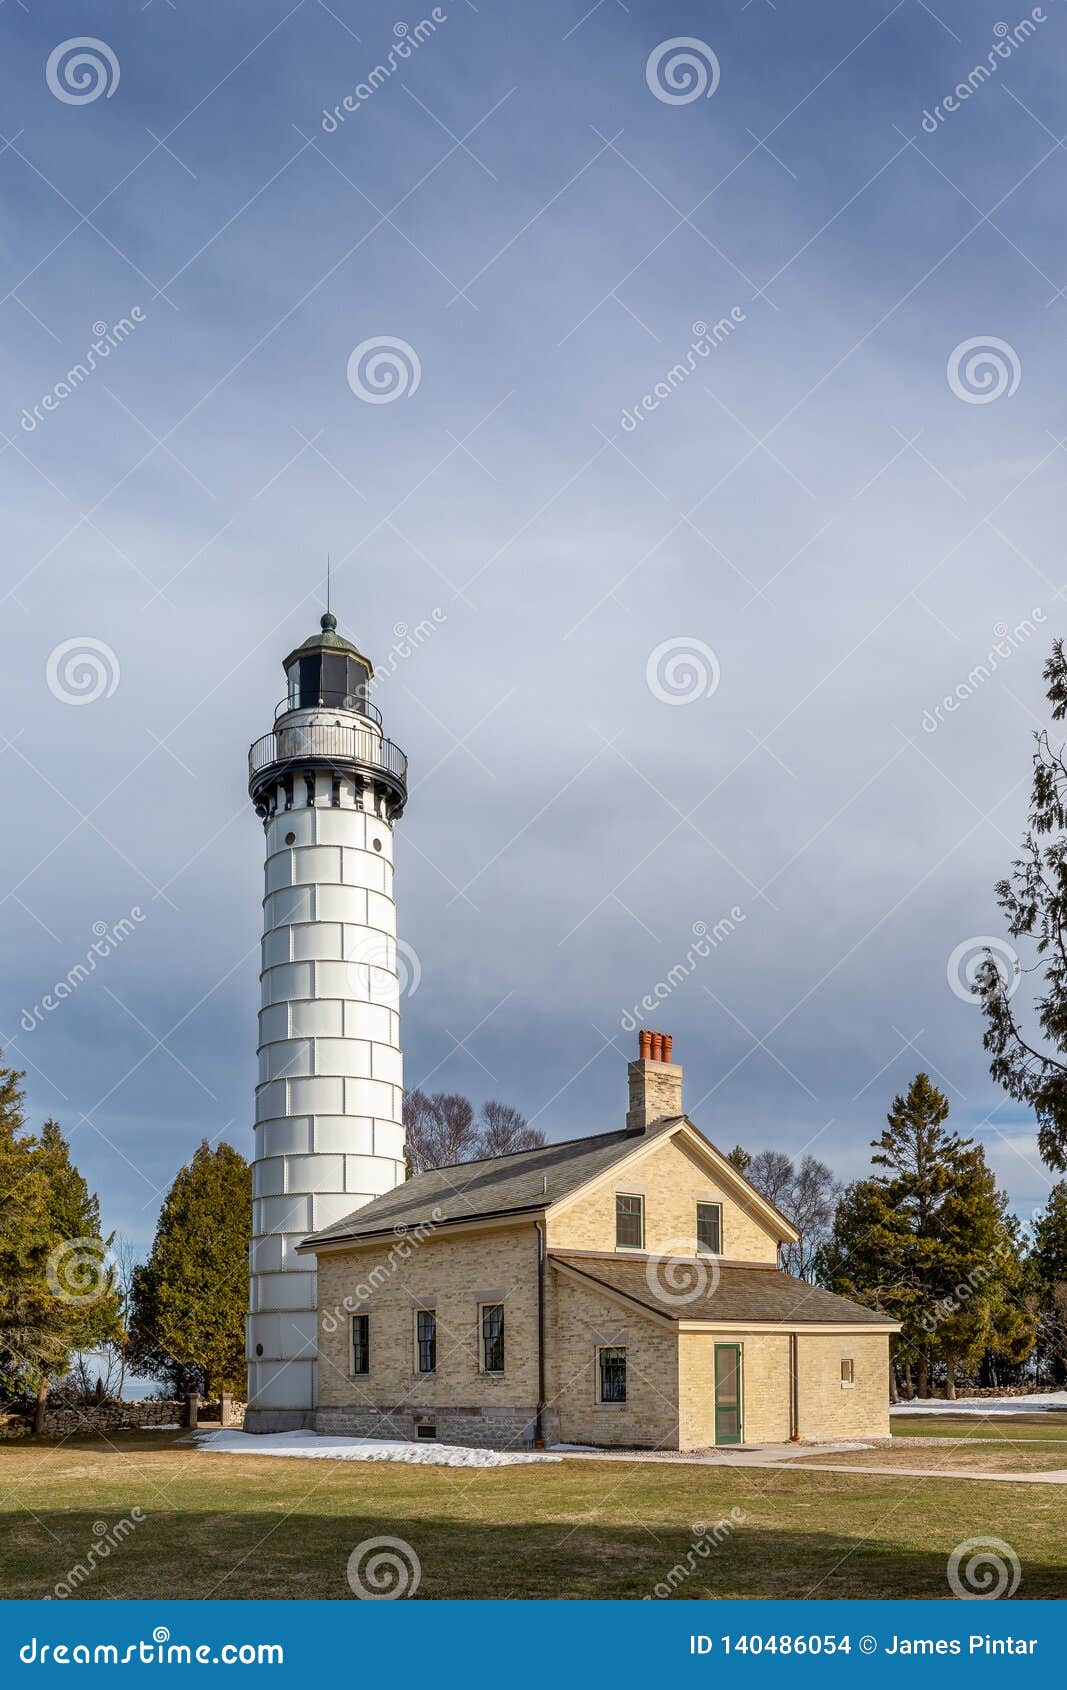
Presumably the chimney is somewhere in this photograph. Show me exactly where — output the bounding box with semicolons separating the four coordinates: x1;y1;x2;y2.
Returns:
626;1029;682;1132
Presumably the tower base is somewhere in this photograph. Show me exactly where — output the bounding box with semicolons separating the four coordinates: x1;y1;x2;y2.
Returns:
242;1408;317;1435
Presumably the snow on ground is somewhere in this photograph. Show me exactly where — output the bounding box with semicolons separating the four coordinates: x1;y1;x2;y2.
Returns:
195;1430;560;1467
892;1391;1067;1416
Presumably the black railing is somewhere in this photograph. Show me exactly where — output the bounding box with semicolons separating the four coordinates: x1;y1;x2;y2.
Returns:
248;722;407;796
273;693;383;728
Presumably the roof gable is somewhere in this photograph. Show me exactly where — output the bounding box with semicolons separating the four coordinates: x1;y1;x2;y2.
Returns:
299;1114;800;1254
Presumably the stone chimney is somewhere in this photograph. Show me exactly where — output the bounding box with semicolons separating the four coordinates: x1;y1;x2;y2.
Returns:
626;1029;683;1132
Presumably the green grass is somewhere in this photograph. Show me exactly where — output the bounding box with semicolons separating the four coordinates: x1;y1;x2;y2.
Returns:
891;1413;1067;1443
2;1432;1067;1599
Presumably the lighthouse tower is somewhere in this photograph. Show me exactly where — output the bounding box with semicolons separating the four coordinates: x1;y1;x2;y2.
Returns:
244;613;408;1432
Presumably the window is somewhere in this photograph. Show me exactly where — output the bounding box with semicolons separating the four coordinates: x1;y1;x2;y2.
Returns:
840;1356;855;1388
416;1309;436;1373
351;1314;369;1375
615;1193;644;1249
599;1346;627;1404
696;1201;722;1254
481;1303;505;1373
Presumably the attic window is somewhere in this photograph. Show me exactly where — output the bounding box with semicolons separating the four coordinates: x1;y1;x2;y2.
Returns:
696;1201;722;1254
615;1194;644;1250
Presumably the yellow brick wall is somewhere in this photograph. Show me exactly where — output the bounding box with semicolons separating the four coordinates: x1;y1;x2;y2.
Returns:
546;1266;679;1448
797;1331;890;1440
546;1132;780;1262
678;1331;793;1448
315;1224;539;1410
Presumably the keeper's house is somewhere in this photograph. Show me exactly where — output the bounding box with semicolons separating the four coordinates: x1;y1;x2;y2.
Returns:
299;1033;897;1451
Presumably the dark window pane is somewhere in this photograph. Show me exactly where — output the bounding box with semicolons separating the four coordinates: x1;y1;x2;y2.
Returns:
298;654;321;708
345;657;369;713
417;1309;436;1373
351;1315;369;1374
696;1202;722;1254
615;1194;643;1249
320;653;347;706
482;1304;505;1372
600;1347;627;1403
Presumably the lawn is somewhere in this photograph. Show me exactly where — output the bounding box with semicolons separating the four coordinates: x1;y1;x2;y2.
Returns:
806;1444;1067;1473
2;1432;1067;1600
892;1412;1067;1442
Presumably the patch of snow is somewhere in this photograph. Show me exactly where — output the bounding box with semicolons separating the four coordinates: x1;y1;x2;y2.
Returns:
892;1390;1067;1415
195;1430;560;1467
139;1423;180;1431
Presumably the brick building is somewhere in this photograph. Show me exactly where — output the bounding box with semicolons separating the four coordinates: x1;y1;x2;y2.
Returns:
299;1032;896;1451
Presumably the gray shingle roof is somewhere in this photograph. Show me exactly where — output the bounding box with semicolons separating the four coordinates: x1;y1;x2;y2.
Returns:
300;1118;681;1249
551;1252;897;1326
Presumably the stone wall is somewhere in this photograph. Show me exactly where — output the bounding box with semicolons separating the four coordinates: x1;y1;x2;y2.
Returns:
0;1396;246;1439
317;1403;538;1449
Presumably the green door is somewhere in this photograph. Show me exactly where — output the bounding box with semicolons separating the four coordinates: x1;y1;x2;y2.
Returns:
714;1343;742;1445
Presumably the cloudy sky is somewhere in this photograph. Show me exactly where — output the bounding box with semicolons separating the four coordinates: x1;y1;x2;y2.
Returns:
3;0;1065;1255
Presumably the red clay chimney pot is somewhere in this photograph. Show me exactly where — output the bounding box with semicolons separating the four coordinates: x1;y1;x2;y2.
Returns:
662;1033;673;1061
650;1031;663;1061
638;1029;652;1059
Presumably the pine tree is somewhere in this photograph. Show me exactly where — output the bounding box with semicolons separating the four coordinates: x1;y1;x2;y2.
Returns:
0;1061;121;1429
1031;1182;1067;1382
980;640;1067;1170
819;1073;1034;1398
138;1141;251;1397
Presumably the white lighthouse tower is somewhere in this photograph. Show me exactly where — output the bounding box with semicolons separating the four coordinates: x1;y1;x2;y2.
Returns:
244;613;408;1431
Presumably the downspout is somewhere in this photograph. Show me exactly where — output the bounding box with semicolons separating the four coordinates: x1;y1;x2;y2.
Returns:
789;1332;799;1442
534;1219;546;1447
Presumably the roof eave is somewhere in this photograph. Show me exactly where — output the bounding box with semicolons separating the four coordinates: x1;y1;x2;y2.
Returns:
297;1202;548;1254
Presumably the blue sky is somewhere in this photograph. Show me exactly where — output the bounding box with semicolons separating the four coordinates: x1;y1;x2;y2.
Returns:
3;0;1066;1254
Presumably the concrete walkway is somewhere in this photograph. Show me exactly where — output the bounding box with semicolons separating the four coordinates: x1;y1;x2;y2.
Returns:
554;1443;1067;1484
556;1441;873;1466
782;1460;1067;1485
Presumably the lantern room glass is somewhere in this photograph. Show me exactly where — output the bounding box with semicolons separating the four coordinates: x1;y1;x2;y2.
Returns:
284;652;370;713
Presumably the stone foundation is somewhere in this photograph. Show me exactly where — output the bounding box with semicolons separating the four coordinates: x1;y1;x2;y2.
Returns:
244;1408;316;1434
316;1402;545;1450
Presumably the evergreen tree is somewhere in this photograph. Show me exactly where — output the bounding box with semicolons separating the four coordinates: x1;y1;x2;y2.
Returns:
819;1074;1034;1397
1031;1182;1067;1383
980;640;1067;1170
138;1141;251;1398
0;1061;121;1429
